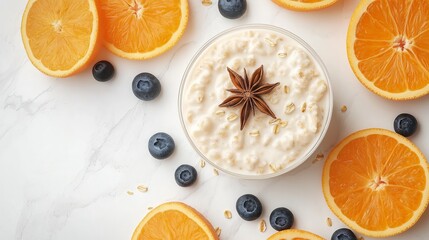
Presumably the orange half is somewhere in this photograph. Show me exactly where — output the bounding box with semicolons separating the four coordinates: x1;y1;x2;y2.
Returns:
21;0;99;77
97;0;189;60
347;0;429;100
267;229;324;240
272;0;339;11
131;202;218;240
322;128;429;237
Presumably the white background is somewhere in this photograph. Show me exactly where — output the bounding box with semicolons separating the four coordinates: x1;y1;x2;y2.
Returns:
1;0;429;239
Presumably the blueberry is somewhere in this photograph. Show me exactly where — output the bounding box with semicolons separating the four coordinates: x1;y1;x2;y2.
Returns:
92;60;114;82
132;73;161;101
331;228;357;240
175;164;198;187
218;0;247;19
148;132;175;159
236;194;262;221
394;113;417;137
269;207;294;231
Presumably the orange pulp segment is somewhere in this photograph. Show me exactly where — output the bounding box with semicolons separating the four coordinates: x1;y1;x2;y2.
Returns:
347;0;429;99
97;0;189;60
322;128;429;237
131;202;218;240
21;0;99;77
272;0;339;11
268;229;325;240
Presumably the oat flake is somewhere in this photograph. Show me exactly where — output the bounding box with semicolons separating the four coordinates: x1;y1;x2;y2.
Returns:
259;220;267;232
264;38;276;47
273;124;280;134
278;52;288;58
312;153;325;164
201;0;212;6
215;110;225;116
301;102;307;112
137;185;148;193
200;159;206;168
326;217;332;227
215;227;221;237
224;210;232;219
227;113;238;121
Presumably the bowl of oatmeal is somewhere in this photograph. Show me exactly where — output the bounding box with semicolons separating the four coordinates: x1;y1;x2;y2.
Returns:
179;24;333;179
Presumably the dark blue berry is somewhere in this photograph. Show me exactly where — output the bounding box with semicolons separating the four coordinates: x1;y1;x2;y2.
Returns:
394;113;417;137
132;73;161;101
331;228;357;240
218;0;247;19
175;164;197;187
269;207;294;231
236;194;262;221
92;60;114;82
148;132;175;159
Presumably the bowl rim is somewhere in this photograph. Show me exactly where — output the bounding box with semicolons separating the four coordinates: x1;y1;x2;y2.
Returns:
178;24;334;179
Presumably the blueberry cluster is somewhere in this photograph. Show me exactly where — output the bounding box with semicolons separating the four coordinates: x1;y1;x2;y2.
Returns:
235;194;294;231
235;193;357;238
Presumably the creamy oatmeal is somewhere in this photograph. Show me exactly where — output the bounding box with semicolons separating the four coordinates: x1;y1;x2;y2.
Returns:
180;26;331;176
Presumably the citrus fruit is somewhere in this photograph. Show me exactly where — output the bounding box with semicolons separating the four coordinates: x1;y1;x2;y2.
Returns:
347;0;429;100
272;0;339;11
131;202;218;240
97;0;189;60
21;0;99;78
322;128;429;237
267;229;324;240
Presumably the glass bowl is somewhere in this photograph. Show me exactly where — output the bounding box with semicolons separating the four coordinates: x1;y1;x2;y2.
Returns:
178;24;333;179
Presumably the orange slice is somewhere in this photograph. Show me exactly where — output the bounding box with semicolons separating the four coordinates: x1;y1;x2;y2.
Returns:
21;0;99;77
268;229;324;240
322;128;429;237
97;0;189;60
131;202;218;240
272;0;339;11
347;0;429;100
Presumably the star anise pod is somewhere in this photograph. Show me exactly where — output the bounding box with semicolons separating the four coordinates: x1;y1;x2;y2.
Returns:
219;65;280;130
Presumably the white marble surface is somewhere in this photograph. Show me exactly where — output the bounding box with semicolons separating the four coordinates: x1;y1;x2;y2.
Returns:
2;0;429;239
